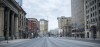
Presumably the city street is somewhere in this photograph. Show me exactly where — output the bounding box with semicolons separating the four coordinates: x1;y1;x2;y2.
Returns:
0;37;100;47
0;0;100;47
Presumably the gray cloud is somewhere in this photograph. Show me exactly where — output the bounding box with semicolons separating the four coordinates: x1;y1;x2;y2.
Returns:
22;0;71;30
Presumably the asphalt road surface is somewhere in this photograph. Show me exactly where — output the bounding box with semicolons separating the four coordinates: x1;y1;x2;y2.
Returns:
0;37;100;47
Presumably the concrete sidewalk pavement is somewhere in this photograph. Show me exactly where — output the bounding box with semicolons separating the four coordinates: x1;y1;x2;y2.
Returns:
57;37;100;44
69;37;100;40
0;39;30;45
58;37;100;40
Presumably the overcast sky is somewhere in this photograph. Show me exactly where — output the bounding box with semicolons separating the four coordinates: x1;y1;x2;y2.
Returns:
22;0;71;30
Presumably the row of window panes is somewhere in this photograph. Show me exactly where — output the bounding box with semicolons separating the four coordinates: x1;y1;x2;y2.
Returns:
91;18;97;23
86;5;96;14
86;5;89;9
90;0;96;6
90;11;97;17
86;11;97;19
86;18;97;24
86;0;91;4
90;5;96;11
86;0;96;9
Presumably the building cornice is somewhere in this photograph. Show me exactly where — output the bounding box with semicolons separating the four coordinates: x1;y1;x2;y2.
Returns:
0;0;26;14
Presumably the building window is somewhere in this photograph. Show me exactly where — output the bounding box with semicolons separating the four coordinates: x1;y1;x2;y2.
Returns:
95;0;96;3
90;2;92;6
86;1;87;4
86;10;88;14
91;14;92;17
87;21;88;24
99;3;100;7
95;11;97;15
86;25;88;29
86;5;88;9
95;5;96;9
99;16;100;21
93;12;94;16
91;19;92;23
90;8;92;11
88;10;89;13
93;7;94;10
95;18;97;22
86;15;89;19
99;10;100;14
92;1;94;4
93;18;95;22
86;10;89;14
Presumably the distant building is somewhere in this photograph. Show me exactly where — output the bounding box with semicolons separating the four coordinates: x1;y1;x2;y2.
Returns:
71;0;85;38
39;19;48;36
50;29;60;36
18;8;26;39
25;18;29;38
57;16;72;37
15;0;23;6
27;18;39;38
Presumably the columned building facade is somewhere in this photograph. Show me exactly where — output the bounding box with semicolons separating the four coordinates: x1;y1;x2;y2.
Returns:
84;0;100;39
0;0;26;41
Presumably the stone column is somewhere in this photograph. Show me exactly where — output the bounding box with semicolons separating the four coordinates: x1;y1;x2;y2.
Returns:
14;15;19;39
11;12;15;39
0;6;4;40
5;8;10;40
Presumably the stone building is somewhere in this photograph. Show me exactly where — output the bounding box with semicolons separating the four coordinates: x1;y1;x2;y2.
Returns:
57;16;72;37
0;0;26;41
24;18;29;38
84;0;100;39
27;18;39;38
18;9;26;39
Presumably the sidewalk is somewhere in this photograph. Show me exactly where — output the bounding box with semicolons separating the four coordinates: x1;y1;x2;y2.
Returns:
0;39;30;45
58;37;100;44
67;37;100;40
58;37;100;40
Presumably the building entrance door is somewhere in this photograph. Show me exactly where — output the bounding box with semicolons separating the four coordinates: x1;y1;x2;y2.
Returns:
87;32;89;38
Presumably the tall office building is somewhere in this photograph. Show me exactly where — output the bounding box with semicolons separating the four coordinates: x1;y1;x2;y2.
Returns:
39;19;48;36
71;0;85;37
15;0;23;6
84;0;100;39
